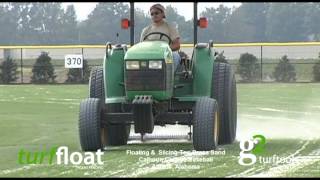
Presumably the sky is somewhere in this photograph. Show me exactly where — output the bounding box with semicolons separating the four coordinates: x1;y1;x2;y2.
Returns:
61;2;242;22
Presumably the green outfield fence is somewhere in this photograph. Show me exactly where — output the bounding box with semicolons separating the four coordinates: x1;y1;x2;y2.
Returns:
0;42;320;84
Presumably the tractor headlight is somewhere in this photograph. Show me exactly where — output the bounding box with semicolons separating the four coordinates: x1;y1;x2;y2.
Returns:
126;61;140;70
149;61;162;69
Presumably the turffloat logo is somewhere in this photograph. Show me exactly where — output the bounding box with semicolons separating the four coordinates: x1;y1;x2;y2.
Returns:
18;146;104;165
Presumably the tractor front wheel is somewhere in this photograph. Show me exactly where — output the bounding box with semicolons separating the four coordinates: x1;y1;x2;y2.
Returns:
79;98;105;151
193;97;220;151
105;104;131;146
212;62;237;145
89;66;130;146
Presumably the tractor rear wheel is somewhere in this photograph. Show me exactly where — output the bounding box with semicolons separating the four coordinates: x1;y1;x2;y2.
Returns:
193;97;219;151
212;63;237;145
89;67;105;100
79;98;105;151
89;66;130;146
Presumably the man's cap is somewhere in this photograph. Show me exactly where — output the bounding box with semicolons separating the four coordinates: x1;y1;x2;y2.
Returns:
150;4;166;18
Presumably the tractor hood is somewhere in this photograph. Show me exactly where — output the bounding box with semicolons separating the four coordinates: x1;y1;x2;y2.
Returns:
124;41;172;60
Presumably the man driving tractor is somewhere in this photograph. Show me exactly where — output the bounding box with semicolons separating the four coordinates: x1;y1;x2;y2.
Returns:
140;3;181;71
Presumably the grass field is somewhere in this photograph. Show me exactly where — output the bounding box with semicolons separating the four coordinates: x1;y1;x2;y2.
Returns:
0;83;319;177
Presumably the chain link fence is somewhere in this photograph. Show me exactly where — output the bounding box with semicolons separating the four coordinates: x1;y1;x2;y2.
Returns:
0;42;319;84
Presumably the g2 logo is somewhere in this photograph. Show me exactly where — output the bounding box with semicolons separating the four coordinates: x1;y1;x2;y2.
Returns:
238;135;266;166
252;135;266;155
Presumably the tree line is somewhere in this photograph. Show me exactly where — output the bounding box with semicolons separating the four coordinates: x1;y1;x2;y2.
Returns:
0;2;320;45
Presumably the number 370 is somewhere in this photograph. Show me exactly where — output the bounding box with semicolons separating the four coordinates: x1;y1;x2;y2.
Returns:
66;58;82;65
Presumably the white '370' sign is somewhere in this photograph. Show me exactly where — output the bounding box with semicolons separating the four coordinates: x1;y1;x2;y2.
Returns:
65;54;83;68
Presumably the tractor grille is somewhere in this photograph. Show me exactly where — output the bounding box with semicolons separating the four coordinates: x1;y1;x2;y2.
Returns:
126;63;166;91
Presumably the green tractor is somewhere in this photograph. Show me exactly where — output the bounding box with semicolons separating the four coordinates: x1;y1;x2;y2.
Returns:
79;2;237;151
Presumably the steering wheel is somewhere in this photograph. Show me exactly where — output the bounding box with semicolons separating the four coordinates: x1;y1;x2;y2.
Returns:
143;32;172;45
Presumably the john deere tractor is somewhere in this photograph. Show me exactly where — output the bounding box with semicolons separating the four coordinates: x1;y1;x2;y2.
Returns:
79;2;237;151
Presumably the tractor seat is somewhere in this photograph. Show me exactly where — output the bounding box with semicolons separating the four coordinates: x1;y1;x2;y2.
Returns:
113;44;128;51
195;43;209;49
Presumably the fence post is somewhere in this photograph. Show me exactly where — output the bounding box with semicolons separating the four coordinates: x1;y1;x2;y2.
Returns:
260;45;263;82
20;48;23;83
81;48;84;83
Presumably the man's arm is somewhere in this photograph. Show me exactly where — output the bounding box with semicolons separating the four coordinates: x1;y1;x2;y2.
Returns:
170;37;180;51
168;23;181;51
140;27;147;42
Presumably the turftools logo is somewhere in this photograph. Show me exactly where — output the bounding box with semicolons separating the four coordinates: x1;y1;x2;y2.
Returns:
18;146;104;165
239;134;266;166
238;135;297;166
